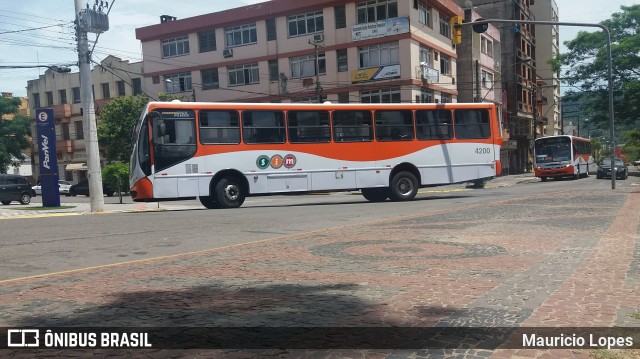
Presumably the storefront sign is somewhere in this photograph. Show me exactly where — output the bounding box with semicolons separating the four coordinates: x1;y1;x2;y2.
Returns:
352;17;409;41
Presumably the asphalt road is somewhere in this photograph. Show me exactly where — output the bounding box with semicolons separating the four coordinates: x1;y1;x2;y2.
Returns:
2;171;638;282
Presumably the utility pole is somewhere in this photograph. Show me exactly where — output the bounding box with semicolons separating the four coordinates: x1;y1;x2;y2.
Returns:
75;0;109;212
309;37;324;103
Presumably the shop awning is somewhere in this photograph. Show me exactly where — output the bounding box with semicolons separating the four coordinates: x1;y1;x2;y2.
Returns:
66;163;87;171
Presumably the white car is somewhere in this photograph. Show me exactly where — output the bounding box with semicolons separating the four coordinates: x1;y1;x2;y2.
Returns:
32;180;74;195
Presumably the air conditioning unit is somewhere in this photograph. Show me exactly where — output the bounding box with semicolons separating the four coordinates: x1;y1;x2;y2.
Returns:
312;33;324;43
223;48;233;58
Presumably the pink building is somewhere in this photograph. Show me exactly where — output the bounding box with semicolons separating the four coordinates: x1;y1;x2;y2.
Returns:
136;0;463;104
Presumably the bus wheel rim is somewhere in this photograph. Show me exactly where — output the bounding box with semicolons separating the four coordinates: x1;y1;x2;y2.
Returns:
397;178;413;196
224;184;239;200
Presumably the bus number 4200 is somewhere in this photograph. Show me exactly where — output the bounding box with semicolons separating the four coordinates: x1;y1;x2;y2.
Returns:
475;147;491;154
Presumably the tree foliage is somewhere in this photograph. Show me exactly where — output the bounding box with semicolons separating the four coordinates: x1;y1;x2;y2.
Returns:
553;5;640;129
0;97;31;173
102;162;129;203
97;95;149;163
622;129;640;163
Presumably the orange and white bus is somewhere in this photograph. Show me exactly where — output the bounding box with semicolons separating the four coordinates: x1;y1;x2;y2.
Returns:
533;135;593;181
129;101;504;209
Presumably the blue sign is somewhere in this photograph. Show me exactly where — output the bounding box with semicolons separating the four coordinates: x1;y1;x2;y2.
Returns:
36;108;60;207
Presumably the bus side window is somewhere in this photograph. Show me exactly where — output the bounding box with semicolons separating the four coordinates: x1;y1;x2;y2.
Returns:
454;109;490;139
332;110;373;142
374;110;413;141
243;111;286;144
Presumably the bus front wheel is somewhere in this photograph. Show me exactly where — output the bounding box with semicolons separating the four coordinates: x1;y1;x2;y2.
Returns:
389;171;418;201
361;188;389;202
215;177;246;209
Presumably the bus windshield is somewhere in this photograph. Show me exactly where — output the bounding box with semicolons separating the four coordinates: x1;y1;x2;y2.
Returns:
535;137;571;164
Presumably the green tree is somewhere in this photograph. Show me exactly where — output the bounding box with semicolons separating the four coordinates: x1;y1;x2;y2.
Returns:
102;162;129;204
552;5;640;129
0;97;31;173
97;95;149;163
622;129;640;163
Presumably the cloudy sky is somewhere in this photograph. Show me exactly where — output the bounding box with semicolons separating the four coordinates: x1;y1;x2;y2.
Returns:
0;0;636;97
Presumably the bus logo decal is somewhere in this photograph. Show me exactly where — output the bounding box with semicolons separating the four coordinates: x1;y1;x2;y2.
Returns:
270;155;284;169
256;155;270;169
283;154;297;169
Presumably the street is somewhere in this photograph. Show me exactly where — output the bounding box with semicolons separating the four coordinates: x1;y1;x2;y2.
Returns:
0;170;639;357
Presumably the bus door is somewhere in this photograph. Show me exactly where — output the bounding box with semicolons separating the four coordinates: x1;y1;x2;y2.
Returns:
150;109;198;198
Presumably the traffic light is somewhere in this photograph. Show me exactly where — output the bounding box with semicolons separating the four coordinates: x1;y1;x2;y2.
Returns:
451;16;462;45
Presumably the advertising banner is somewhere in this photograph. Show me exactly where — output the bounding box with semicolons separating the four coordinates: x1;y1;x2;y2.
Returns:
352;17;409;41
351;65;400;83
36;108;60;207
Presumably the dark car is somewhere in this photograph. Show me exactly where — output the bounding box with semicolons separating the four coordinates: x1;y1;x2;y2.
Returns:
0;174;33;205
596;158;628;180
69;179;115;197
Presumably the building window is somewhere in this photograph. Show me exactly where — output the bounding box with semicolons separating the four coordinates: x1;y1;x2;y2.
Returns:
481;70;494;88
198;30;216;52
266;19;277;41
358;41;399;68
291;96;325;103
165;72;192;93
201;68;219;89
117;81;126;96
419;45;433;67
46;91;53;106
62;122;70;140
440;93;452;103
132;78;142;95
288;11;324;37
228;63;259;86
335;5;346;29
290;53;326;78
357;0;398;24
360;88;401;103
337;93;350;103
418;2;432;27
337;49;348;72
268;60;279;82
75;121;84;140
440;54;451;75
481;36;493;57
32;93;40;108
101;83;110;99
439;14;451;38
225;23;257;47
162;35;190;58
419;88;434;103
72;87;80;103
59;89;67;104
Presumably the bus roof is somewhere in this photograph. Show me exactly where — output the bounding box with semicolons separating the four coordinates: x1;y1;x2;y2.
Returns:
145;101;498;111
535;135;591;142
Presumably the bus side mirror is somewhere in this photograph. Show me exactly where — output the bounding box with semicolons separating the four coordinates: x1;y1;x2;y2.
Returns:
147;111;165;144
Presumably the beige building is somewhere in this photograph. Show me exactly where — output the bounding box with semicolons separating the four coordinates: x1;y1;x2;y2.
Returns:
135;0;463;105
532;0;561;136
26;55;143;182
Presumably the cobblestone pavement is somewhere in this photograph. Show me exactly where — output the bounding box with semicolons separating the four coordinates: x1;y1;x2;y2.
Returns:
0;177;639;358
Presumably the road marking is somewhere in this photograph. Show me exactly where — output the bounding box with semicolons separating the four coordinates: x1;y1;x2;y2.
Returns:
0;213;82;220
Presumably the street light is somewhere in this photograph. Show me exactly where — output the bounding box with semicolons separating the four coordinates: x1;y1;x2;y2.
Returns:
308;36;325;103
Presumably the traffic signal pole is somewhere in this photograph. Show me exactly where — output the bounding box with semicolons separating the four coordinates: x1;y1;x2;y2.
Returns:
461;19;616;190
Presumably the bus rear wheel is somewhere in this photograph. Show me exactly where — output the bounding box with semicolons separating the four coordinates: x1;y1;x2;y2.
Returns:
199;195;220;209
361;188;389;202
214;177;246;209
389;171;418;201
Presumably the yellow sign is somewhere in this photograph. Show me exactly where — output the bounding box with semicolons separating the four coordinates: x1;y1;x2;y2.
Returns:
351;68;379;83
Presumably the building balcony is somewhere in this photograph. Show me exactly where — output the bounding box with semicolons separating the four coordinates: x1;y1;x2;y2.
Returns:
53;103;71;118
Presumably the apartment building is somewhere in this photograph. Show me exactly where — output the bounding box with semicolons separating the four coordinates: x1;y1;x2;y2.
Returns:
532;0;561;136
26;55;143;182
135;0;463;105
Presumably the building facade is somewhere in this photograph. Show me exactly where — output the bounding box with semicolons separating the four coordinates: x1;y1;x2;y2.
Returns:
531;0;561;136
135;0;463;105
26;56;143;183
458;0;537;174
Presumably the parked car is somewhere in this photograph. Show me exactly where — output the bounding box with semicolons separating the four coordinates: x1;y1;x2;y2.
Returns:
0;174;33;205
68;179;114;197
596;158;628;180
32;180;73;195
